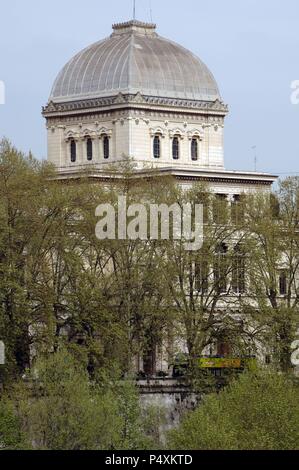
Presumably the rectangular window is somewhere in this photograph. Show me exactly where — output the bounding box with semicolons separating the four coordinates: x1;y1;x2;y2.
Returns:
153;135;161;158
172;137;180;160
279;271;287;296
217;340;231;357
87;138;93;161
195;260;209;293
191;138;198;161
103;136;110;159
214;244;228;294
70;140;76;163
213;194;227;224
231;195;244;225
232;253;246;294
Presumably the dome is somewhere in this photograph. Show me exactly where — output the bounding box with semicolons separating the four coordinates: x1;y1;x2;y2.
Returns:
50;20;221;103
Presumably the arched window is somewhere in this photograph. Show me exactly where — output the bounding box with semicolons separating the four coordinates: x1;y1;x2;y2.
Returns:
153;135;161;159
232;244;245;294
172;136;180;160
70;139;76;163
103;135;109;159
191;138;198;161
86;137;93;161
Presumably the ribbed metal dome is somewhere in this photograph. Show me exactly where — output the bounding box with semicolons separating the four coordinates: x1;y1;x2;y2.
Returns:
50;20;221;103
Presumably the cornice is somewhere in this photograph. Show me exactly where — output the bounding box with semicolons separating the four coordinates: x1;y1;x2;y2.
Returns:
42;92;229;118
112;20;157;30
50;165;277;187
46;111;225;127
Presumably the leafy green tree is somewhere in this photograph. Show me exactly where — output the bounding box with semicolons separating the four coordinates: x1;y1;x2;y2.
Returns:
0;138;55;381
154;183;248;377
242;179;299;372
0;139;133;383
89;171;175;375
168;369;299;450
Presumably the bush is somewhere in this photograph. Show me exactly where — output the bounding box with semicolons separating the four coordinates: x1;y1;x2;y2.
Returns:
168;369;299;450
15;350;122;450
0;399;24;449
10;350;164;450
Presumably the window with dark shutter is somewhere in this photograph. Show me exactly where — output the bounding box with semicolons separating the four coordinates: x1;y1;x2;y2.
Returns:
86;137;93;161
279;271;287;296
103;135;109;159
153;135;161;159
172;136;180;160
70;139;76;162
191;138;198;161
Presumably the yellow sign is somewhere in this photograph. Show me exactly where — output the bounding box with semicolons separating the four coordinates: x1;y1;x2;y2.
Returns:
198;358;242;369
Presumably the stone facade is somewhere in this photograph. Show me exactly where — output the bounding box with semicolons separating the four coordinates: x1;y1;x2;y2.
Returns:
43;93;276;195
43;20;277;193
44;96;226;171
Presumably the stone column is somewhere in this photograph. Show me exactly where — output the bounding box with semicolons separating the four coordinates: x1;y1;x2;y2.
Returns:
98;136;103;161
80;138;85;165
94;137;100;163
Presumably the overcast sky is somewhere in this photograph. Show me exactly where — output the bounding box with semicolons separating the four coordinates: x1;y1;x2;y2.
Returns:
0;0;298;175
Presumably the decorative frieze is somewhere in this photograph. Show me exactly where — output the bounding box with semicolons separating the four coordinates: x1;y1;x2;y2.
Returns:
42;92;229;118
64;127;112;142
169;129;185;139
187;129;204;141
149;127;167;138
45;110;225;128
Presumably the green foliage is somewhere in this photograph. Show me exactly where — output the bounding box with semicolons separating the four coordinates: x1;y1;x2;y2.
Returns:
242;180;299;372
0;139;175;383
114;380;150;450
0;399;24;449
14;350;122;450
141;404;167;450
168;369;299;450
1;139;299;451
7;350;163;450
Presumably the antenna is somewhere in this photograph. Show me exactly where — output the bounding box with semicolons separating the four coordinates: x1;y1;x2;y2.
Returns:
133;0;136;20
149;0;153;22
251;146;257;172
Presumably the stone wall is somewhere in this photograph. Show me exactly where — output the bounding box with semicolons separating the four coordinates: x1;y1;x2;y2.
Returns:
137;378;200;441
